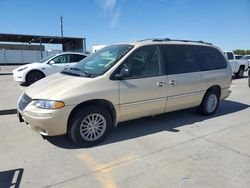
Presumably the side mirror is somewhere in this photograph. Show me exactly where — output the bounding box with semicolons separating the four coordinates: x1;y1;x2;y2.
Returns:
115;68;130;79
48;60;55;65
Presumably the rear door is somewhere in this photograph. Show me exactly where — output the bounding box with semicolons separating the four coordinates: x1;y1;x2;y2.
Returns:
162;45;202;112
117;45;168;121
69;54;86;66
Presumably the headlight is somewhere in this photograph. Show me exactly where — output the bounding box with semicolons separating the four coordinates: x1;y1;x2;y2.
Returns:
34;100;65;109
17;67;28;72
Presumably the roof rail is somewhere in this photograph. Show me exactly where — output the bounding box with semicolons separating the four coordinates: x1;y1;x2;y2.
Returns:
137;38;170;42
152;38;170;42
169;39;212;45
138;38;212;45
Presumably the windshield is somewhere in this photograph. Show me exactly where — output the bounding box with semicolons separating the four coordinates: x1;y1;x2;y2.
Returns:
235;55;243;59
64;44;133;76
38;54;56;63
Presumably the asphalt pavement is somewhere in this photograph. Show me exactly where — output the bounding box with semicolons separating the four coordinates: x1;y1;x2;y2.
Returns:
0;68;250;188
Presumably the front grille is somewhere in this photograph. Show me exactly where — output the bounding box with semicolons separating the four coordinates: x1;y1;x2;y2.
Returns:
18;93;32;111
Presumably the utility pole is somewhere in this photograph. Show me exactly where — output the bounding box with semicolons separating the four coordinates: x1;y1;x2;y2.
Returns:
60;16;64;38
60;16;64;51
39;38;43;59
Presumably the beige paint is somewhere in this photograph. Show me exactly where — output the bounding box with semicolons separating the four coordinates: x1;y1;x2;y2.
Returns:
18;41;232;136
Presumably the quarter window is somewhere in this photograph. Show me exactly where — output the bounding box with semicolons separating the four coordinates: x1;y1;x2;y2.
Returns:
198;47;227;70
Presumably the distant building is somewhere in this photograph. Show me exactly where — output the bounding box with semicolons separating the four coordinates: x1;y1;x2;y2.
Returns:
0;33;86;64
0;43;45;51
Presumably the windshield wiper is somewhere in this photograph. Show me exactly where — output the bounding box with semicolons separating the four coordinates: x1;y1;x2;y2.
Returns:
63;67;91;77
67;67;91;77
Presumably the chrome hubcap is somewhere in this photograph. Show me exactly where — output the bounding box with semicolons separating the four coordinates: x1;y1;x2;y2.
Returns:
206;94;218;113
80;113;106;141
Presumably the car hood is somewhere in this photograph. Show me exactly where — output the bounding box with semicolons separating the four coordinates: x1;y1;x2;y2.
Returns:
14;62;43;72
13;64;30;72
25;73;93;100
236;59;249;63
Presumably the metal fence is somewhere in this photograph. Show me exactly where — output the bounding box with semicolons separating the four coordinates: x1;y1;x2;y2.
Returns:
0;49;62;64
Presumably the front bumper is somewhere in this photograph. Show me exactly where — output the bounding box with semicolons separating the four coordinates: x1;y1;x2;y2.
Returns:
13;70;25;83
18;102;75;136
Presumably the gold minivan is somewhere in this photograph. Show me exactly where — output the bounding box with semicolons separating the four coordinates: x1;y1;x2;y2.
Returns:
17;39;232;147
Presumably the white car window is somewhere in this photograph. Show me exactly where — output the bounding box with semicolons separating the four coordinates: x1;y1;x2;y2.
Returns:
52;55;70;64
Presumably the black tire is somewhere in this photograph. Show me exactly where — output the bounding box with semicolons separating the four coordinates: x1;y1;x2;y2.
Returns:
235;67;244;78
198;90;220;116
68;105;112;147
26;71;45;85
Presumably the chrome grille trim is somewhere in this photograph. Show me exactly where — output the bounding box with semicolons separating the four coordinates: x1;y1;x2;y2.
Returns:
18;93;32;111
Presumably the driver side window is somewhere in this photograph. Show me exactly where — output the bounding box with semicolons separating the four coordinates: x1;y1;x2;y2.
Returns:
52;55;70;64
121;45;162;79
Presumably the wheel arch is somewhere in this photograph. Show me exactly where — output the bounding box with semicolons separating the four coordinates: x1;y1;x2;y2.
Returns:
25;69;46;82
202;85;221;101
239;64;245;71
67;99;117;131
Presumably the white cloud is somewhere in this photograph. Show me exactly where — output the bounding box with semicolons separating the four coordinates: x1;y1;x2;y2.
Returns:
98;0;120;28
101;0;116;11
110;9;120;28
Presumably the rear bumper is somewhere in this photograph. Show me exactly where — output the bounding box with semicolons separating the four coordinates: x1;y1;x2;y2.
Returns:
221;87;231;100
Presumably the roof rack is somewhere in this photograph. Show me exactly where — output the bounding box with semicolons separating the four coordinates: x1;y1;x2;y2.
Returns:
137;38;170;42
169;39;212;45
138;38;212;45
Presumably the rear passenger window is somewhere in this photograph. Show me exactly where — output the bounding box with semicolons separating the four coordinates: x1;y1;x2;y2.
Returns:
198;47;227;71
163;45;200;75
70;54;85;63
226;52;234;60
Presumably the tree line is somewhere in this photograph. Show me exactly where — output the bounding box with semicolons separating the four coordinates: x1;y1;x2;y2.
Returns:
233;49;250;55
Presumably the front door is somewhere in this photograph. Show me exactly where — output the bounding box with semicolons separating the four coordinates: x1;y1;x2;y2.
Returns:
117;45;167;121
45;54;71;75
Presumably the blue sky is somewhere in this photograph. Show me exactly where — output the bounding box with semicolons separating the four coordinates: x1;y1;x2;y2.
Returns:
0;0;249;51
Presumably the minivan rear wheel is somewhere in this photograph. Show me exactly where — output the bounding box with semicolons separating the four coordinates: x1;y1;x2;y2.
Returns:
198;90;219;116
68;105;112;147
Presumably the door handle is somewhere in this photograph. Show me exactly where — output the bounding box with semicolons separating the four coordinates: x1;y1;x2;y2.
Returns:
156;81;165;87
169;80;177;86
64;65;70;69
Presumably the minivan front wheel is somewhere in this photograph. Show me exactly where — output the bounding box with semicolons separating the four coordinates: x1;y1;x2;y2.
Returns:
69;106;112;147
198;91;219;116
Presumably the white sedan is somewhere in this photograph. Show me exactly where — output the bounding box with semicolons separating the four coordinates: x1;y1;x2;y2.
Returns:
13;52;87;85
